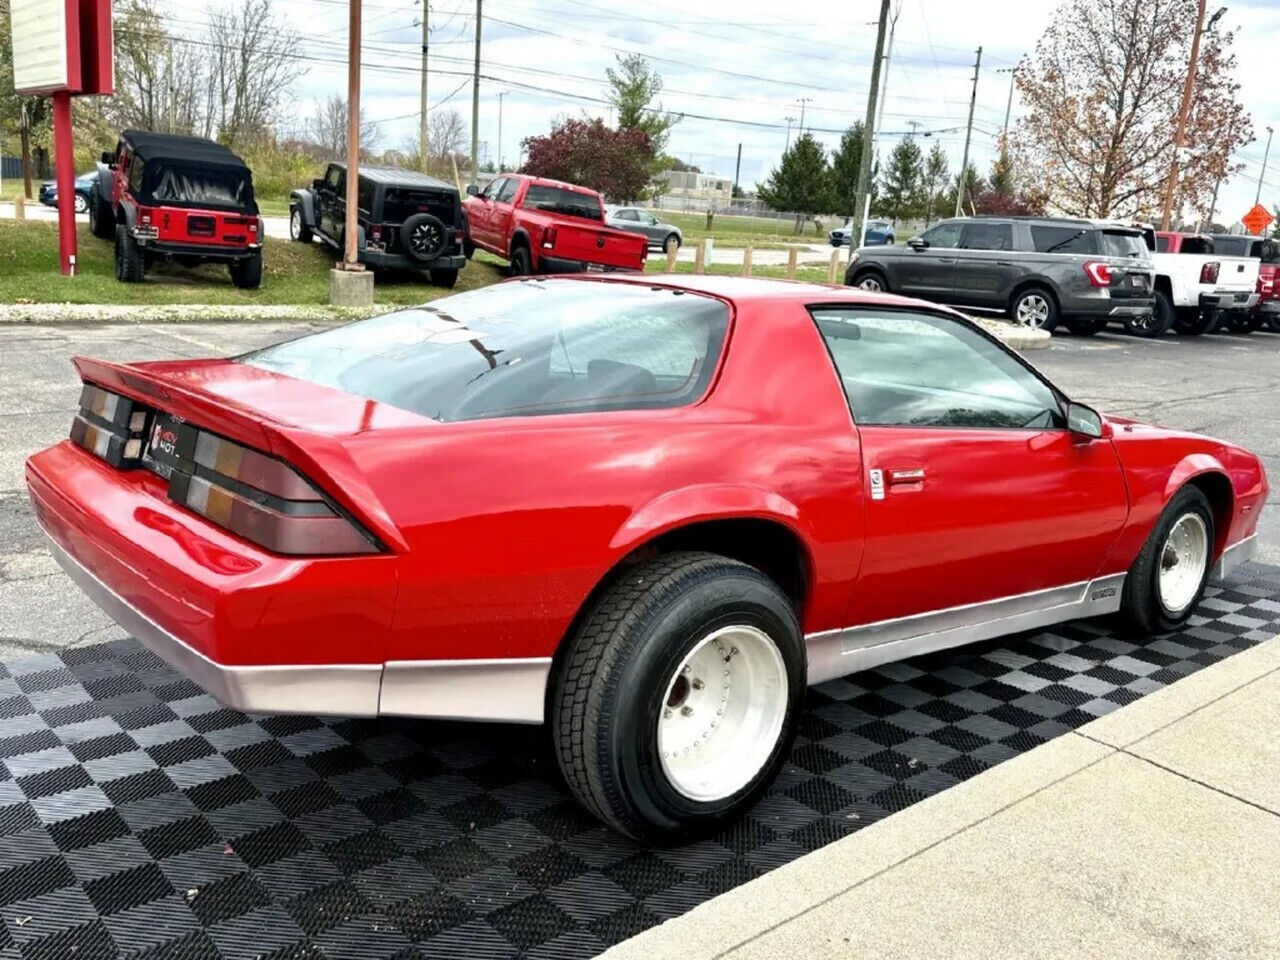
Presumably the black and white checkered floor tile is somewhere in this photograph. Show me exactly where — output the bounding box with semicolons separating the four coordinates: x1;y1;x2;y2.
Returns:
1;563;1278;960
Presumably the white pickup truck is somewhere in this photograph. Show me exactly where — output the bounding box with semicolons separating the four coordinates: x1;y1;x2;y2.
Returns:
1150;230;1260;335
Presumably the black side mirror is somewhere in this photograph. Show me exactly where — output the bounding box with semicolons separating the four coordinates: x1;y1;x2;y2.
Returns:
100;151;113;164
908;237;929;250
1066;402;1105;439
466;184;480;197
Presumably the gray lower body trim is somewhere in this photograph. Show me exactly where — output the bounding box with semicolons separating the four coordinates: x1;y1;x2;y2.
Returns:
1211;534;1257;582
805;574;1127;685
46;532;550;723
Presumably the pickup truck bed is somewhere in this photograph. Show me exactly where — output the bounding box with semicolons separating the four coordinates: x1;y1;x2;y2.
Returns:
1152;231;1260;335
464;175;646;275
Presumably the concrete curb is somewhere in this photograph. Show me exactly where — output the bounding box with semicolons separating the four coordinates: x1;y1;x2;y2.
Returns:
971;316;1053;350
601;635;1280;960
0;304;377;325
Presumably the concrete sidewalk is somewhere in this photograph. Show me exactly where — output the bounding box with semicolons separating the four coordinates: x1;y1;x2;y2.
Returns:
605;636;1280;960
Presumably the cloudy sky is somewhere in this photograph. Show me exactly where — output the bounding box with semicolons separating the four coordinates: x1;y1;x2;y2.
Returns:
184;0;1280;222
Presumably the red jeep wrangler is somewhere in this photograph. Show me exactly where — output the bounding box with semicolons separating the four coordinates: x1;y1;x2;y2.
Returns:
90;131;264;289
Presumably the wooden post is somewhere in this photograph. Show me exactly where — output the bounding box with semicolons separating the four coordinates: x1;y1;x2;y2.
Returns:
13;192;24;221
742;244;753;276
786;247;798;279
694;241;706;274
828;248;841;283
665;243;678;272
342;0;364;270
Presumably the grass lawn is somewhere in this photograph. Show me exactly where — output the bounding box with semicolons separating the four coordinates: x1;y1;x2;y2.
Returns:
660;210;832;248
0;220;508;306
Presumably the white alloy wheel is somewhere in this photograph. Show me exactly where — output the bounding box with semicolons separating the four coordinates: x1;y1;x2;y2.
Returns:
1158;513;1209;614
857;275;883;292
657;624;788;803
1016;293;1052;327
73;193;89;214
290;208;303;239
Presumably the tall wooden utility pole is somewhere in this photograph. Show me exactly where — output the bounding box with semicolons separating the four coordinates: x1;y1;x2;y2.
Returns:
850;0;891;263
470;0;482;187
872;1;901;154
1256;126;1274;206
1161;0;1207;231
343;0;363;268
998;66;1017;141
954;46;982;219
419;0;429;169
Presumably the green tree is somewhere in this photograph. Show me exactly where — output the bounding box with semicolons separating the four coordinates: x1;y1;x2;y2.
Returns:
920;142;950;225
987;139;1015;196
827;122;866;217
878;136;923;223
606;54;678;156
758;132;830;233
948;161;983;216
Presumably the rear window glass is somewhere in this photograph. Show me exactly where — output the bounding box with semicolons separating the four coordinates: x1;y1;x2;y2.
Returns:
149;164;251;209
1211;236;1252;256
1030;226;1096;254
523;185;603;221
242;280;729;422
1155;235;1170;253
1099;231;1148;258
383;188;455;224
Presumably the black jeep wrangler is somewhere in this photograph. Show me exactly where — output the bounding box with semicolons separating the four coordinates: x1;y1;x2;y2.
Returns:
290;163;467;287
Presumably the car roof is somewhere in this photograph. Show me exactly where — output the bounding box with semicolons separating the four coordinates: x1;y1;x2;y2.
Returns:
329;163;455;191
563;272;945;309
505;173;599;195
122;130;248;170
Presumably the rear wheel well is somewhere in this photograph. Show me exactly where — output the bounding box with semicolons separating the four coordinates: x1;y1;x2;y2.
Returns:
1154;274;1173;298
548;518;812;711
1009;280;1058;308
1186;472;1234;557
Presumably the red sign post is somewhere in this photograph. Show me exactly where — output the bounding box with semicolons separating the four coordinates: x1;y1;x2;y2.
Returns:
8;0;113;276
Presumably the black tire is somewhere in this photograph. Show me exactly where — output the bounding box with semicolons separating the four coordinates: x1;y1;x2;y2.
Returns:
114;223;144;283
510;244;533;276
89;189;115;240
1011;286;1059;332
663;233;681;255
1120;486;1215;634
1267;313;1280;334
1065;315;1107;336
1127;291;1173;337
849;268;889;293
429;267;459;288
463;238;475;260
229;251;263;289
551;552;805;843
1224;311;1261;333
73;193;89;214
289;206;313;244
1175;307;1214;335
400;213;448;263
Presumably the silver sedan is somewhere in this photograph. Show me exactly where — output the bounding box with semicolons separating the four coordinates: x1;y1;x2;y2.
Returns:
605;207;683;254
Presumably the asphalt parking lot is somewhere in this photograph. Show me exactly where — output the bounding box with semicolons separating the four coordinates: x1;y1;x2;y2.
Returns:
1;320;1278;661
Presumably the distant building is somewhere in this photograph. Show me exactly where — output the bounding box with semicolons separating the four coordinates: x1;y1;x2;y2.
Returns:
657;170;733;203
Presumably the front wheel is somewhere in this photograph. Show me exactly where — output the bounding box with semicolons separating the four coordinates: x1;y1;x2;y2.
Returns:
663;233;681;255
551;552;804;843
851;269;888;293
73;193;89;214
1011;287;1059;332
1121;486;1215;634
289;206;313;243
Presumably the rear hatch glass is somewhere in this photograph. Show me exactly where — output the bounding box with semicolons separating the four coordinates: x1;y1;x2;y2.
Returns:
1099;230;1148;259
242;279;728;422
382;187;457;225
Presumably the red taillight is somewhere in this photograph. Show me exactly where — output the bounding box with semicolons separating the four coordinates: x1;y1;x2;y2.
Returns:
168;429;380;556
1200;261;1220;285
370;224;382;241
1083;261;1112;287
541;225;558;249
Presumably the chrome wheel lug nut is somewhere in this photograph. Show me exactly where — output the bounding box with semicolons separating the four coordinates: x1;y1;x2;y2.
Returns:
680;706;694;717
663;709;672;719
691;678;704;691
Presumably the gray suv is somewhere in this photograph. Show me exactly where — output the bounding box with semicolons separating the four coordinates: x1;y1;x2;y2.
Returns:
844;216;1155;334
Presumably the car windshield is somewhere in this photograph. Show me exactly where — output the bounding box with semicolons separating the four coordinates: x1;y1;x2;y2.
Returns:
242;280;729;422
522;185;603;221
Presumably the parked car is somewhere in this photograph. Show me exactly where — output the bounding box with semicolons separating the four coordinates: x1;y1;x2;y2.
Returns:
90;130;264;288
605;206;683;253
845;216;1155;334
1151;231;1260;335
290;163;467;287
38;171;98;214
28;274;1266;840
1204;234;1275;332
830;219;894;247
463;174;646;275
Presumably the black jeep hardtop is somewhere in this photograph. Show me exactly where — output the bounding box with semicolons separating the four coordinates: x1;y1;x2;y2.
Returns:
290;163;467;287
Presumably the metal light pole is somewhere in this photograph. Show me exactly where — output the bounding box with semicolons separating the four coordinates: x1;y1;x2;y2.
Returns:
342;0;363;269
783;116;796;154
954;46;982;219
850;0;891;263
1256;125;1274;206
795;98;812;134
872;1;901;154
1161;3;1224;230
998;66;1018;141
470;0;482;188
497;90;508;172
418;0;429;169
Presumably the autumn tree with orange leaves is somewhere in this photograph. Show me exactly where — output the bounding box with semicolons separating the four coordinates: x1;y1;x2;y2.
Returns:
1015;0;1252;222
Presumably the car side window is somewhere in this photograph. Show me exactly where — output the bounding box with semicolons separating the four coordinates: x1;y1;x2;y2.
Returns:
324;166;342;191
482;178;505;201
811;308;1064;430
959;222;1013;251
496;179;519;203
615;209;637;221
128;156;145;193
919;222;962;248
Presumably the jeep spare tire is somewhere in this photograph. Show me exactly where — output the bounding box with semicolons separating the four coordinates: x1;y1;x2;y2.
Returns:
401;213;447;262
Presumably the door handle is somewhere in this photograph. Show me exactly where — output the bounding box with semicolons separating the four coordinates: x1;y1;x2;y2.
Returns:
888;468;926;485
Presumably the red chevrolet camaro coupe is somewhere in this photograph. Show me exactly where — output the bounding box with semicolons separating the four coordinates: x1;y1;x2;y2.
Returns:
27;275;1266;840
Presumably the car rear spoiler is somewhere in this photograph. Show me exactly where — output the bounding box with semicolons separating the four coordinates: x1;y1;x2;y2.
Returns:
71;356;409;553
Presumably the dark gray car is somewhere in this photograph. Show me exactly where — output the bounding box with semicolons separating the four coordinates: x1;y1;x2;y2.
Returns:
844;216;1156;335
605;207;682;254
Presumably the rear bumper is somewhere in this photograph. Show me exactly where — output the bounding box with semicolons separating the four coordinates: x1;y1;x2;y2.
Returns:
361;249;467;271
1200;291;1260;310
538;255;641;274
1064;296;1154;319
139;240;260;262
1256;300;1280;315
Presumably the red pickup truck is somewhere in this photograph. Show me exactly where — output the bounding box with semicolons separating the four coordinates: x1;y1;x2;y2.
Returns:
463;174;646;275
